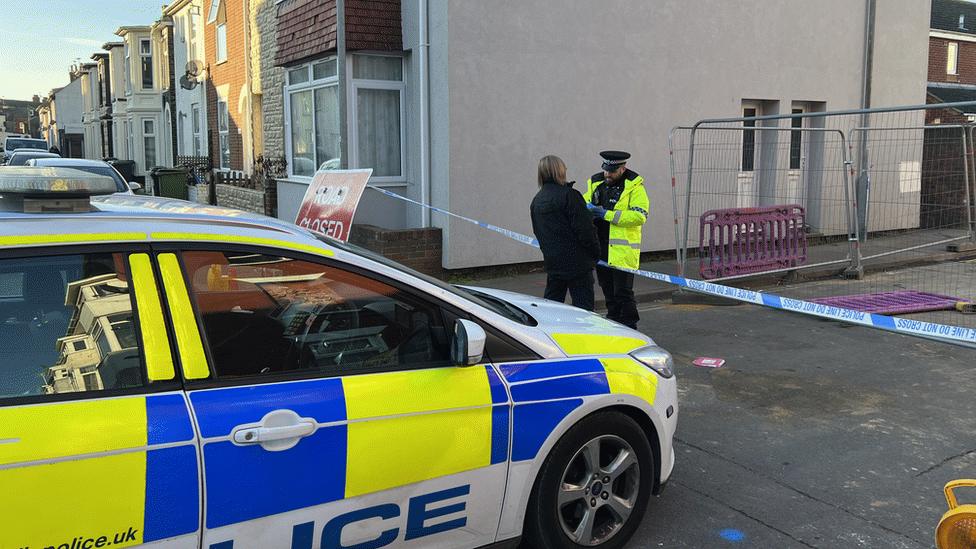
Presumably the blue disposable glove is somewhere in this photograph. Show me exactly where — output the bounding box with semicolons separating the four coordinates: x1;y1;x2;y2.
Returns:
587;203;608;218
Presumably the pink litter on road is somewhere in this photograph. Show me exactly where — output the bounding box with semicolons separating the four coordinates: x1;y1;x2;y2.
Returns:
693;357;726;368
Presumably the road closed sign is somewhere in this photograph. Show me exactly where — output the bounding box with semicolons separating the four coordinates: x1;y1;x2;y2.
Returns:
294;168;372;242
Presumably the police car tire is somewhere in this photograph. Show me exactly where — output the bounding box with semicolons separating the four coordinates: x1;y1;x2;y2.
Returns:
522;411;653;549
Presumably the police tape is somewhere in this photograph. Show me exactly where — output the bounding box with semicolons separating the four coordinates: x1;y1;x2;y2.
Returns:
366;186;976;348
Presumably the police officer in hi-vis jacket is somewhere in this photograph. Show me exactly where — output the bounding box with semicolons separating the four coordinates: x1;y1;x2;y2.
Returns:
583;150;649;329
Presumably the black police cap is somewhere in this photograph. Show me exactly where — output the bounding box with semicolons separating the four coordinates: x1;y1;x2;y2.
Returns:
600;150;630;171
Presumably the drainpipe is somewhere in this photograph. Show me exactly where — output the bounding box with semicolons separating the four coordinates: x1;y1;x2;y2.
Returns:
854;0;876;262
419;0;431;227
859;0;875;115
337;0;348;169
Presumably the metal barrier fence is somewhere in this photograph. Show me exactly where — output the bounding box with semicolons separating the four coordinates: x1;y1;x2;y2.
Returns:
670;102;976;329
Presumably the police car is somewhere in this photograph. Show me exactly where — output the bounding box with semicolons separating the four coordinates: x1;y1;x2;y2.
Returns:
0;167;677;549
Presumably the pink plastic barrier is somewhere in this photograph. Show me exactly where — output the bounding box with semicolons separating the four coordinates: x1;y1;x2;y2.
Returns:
699;204;807;279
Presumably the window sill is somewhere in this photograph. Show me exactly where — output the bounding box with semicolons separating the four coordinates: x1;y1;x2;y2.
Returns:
368;180;408;189
279;176;407;189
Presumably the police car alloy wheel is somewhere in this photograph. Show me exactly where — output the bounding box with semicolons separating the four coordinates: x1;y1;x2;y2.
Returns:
524;411;654;549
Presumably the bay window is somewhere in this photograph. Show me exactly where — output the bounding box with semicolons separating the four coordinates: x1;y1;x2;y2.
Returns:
351;54;404;181
285;58;339;178
283;54;404;181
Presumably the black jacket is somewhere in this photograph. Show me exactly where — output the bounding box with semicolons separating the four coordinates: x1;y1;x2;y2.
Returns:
530;181;601;279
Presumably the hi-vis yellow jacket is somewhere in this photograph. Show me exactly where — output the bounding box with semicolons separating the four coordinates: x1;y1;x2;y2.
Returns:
583;171;649;270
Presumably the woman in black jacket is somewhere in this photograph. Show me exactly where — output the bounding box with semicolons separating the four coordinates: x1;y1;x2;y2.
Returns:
530;155;601;310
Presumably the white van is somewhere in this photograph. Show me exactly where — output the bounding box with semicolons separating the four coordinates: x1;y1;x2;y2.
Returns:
1;136;49;163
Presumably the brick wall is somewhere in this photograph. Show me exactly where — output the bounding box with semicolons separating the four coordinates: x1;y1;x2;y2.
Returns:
925;99;969;124
928;36;976;84
350;225;443;275
206;0;247;172
276;0;338;66
346;0;402;51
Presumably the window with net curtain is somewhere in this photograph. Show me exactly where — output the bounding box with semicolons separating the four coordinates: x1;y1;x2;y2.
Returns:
354;55;403;178
288;59;340;177
286;56;402;178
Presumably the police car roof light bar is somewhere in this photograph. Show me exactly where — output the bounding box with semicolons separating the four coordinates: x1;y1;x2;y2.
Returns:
0;166;119;213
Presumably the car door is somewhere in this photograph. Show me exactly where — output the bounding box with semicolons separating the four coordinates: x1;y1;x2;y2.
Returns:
157;246;509;549
0;247;200;549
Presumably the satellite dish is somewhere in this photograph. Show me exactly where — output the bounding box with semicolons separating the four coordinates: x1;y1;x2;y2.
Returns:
179;74;198;90
185;60;203;78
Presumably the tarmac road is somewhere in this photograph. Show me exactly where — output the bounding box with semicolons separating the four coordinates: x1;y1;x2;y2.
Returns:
624;301;976;548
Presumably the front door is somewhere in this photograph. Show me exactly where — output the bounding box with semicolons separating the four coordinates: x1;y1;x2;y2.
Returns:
161;247;507;549
0;248;200;549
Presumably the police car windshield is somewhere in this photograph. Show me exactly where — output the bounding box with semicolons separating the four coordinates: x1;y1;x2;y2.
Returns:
319;235;535;325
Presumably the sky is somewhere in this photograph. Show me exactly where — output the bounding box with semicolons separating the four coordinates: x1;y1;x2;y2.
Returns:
0;0;164;100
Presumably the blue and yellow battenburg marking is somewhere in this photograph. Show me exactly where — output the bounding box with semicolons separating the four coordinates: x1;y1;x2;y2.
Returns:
500;358;659;462
184;358;658;530
0;357;660;541
189;365;509;530
0;393;198;548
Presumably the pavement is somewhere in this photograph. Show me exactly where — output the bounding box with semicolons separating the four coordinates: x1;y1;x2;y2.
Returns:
473;256;976;548
471;232;976;329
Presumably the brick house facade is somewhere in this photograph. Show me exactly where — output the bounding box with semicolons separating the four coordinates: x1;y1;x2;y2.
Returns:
928;37;976;84
205;0;249;172
927;0;976;123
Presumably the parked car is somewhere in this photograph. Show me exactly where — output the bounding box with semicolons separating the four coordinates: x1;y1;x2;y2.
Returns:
27;157;137;194
0;167;678;549
5;150;59;166
1;136;48;163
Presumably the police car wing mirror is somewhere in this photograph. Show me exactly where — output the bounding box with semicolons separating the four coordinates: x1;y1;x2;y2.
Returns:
127;181;142;192
451;319;485;366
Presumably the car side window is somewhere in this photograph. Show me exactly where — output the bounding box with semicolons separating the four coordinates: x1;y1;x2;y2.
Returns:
0;253;147;401
182;250;452;379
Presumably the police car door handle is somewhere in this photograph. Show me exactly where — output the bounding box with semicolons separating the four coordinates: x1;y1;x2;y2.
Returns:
231;409;318;451
233;422;315;444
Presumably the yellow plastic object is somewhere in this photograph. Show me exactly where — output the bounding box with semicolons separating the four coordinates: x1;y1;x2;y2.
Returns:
936;479;976;549
956;302;975;314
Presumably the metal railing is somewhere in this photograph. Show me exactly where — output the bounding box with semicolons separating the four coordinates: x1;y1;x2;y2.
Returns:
669;101;976;329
